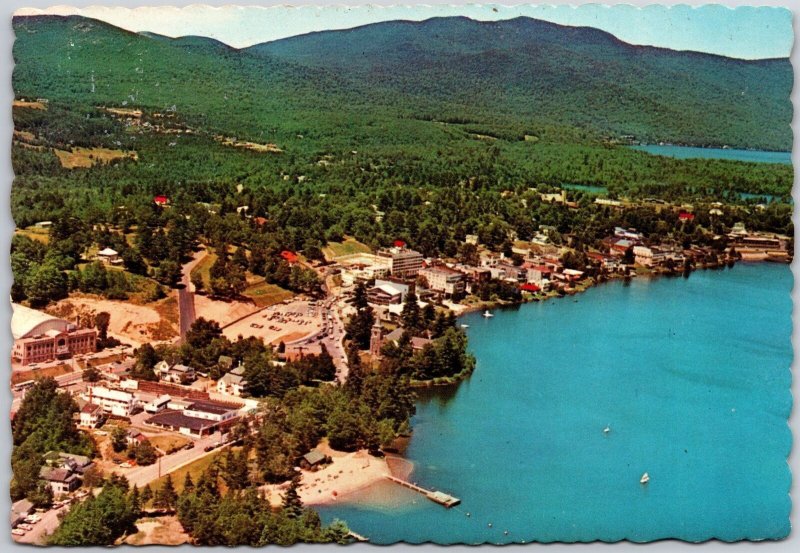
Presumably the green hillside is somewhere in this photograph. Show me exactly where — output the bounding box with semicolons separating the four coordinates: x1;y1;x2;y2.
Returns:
13;14;792;151
251;16;792;151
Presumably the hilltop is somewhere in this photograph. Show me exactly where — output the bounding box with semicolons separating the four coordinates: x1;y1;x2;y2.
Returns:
13;14;792;150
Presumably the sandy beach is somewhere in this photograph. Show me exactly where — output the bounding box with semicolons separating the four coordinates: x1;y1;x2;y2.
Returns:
262;441;413;507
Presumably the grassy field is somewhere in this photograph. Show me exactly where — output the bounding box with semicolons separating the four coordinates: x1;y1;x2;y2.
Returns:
15;226;51;244
322;237;371;261
148;434;192;455
53;146;138;169
242;280;293;308
190;250;218;289
150;446;243;494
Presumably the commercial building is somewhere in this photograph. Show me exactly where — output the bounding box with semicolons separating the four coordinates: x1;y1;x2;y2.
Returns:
146;399;239;437
379;246;424;279
84;386;140;417
11;303;97;366
419;266;466;298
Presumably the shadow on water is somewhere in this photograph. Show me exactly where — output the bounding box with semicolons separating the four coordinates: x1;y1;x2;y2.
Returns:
415;381;461;408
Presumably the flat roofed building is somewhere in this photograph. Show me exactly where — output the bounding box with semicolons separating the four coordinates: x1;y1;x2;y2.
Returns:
379;247;424;279
85;385;139;417
11;303;96;366
419;266;466;298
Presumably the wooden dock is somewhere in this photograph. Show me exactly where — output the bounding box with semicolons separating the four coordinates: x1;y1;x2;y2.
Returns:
347;531;369;542
386;476;461;508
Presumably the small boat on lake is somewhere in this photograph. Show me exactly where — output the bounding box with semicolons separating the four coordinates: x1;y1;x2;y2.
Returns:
460;324;470;329
603;425;611;435
640;472;650;485
482;310;494;318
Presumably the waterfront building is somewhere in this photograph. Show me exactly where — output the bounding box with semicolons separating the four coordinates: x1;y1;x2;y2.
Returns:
379;246;424;278
11;303;97;366
419;265;466;298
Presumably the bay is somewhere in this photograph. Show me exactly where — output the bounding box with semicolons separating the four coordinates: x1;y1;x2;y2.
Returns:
319;263;793;544
629;144;791;164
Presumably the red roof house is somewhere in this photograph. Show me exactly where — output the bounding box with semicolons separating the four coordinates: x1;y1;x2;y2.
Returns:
280;250;299;264
393;240;407;248
154;195;169;206
678;211;695;221
520;283;541;293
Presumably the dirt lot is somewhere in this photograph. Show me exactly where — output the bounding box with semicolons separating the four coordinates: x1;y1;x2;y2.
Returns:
13;100;47;110
194;295;259;327
123;515;189;546
50;295;177;346
148;434;192;455
53;147;138;169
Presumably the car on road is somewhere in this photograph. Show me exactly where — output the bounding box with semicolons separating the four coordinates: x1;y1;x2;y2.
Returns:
120;462;133;468
184;442;196;450
18;523;33;531
11;528;25;536
204;445;214;452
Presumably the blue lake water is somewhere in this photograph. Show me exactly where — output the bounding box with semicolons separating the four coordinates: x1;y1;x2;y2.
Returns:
562;183;608;195
319;263;793;544
629;145;791;165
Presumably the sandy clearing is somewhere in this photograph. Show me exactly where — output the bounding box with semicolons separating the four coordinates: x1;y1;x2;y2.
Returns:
194;295;259;328
50;295;176;346
124;516;189;546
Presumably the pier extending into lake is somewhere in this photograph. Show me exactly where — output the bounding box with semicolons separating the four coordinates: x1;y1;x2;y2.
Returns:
386;476;461;508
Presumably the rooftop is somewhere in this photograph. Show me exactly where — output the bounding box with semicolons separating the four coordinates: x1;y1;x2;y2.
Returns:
11;303;61;340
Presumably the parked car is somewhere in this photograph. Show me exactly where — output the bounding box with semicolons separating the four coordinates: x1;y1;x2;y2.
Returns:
11;528;25;536
203;445;214;452
184;442;195;450
120;462;132;469
18;523;33;531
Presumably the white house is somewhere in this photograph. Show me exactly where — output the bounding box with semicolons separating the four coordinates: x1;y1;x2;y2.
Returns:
217;365;247;397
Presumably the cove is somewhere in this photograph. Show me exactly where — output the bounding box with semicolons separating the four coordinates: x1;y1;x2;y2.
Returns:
319;263;792;544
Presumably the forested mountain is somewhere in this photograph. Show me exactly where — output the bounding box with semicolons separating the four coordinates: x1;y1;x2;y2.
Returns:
13;14;792;150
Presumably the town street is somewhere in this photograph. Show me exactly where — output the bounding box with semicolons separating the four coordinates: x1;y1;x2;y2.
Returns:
177;249;208;341
121;431;222;489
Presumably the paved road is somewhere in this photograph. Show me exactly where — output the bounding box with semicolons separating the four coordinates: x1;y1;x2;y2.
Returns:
121;431;221;489
177;250;208;342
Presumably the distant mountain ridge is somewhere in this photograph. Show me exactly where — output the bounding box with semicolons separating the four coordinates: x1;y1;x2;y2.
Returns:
12;14;792;150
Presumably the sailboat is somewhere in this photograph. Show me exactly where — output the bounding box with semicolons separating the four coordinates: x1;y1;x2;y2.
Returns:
482;310;494;318
640;472;650;485
603;425;611;435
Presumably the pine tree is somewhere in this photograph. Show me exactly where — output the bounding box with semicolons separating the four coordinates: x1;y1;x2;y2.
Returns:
182;472;195;494
282;475;304;519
